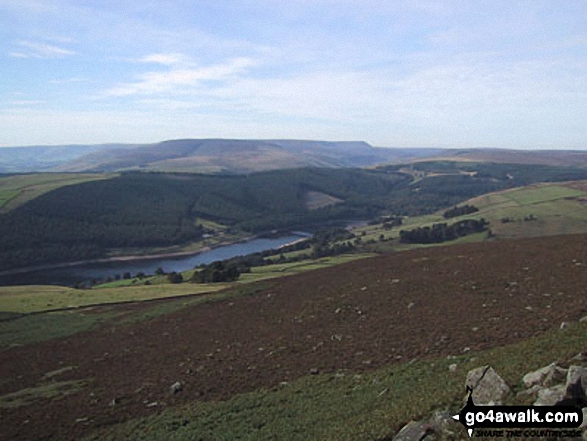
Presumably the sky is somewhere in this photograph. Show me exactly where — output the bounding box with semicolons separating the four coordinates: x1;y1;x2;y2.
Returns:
1;0;586;149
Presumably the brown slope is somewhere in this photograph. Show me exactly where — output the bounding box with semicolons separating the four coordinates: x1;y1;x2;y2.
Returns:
1;234;587;440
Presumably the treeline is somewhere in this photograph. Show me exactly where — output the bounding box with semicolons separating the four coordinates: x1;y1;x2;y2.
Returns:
443;205;479;219
399;219;489;244
2;162;587;270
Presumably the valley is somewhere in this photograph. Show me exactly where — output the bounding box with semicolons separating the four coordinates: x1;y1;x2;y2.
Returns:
1;150;587;440
4;1;587;439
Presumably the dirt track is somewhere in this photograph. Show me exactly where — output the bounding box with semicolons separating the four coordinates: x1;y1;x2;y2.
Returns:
1;234;587;440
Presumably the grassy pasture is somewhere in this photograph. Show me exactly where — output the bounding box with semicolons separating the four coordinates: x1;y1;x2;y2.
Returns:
355;182;587;251
0;173;115;212
239;254;376;283
0;283;228;314
83;319;587;441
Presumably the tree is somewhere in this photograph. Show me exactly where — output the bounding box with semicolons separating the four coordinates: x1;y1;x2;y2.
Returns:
167;272;183;284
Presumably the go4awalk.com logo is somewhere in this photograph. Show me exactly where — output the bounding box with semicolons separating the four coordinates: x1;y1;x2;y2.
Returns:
452;387;583;438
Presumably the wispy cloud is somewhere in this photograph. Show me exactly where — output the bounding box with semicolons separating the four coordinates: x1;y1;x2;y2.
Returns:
138;53;185;65
105;57;256;97
10;40;75;59
48;77;89;85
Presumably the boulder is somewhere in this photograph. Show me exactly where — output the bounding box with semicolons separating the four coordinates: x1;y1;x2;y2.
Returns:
428;411;456;438
522;362;567;388
465;366;511;405
393;421;433;441
534;384;566;406
516;384;543;402
565;365;587;405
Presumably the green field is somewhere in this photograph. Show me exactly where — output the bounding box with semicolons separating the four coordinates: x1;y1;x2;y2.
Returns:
0;173;115;212
0;283;228;314
82;319;587;441
239;253;376;282
0;254;374;315
354;182;587;251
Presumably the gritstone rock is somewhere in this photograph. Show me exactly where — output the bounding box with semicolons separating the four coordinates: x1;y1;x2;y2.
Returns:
465;365;511;405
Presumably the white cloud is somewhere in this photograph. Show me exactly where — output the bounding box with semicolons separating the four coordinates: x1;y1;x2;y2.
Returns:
10;40;75;59
138;53;185;65
105;57;256;97
48;77;89;84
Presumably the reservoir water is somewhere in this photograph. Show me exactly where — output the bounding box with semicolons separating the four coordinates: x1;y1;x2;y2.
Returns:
0;232;310;287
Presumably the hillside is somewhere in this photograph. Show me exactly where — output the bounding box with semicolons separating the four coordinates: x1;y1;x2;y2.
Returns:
0;144;136;173
425;148;587;167
1;233;586;440
0;173;115;214
2;162;587;272
1;140;446;174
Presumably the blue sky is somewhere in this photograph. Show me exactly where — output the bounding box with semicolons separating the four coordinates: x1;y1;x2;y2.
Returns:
1;0;586;149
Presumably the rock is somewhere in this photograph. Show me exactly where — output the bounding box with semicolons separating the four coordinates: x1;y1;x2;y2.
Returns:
393;420;432;441
448;364;458;372
428;411;455;437
309;367;320;375
516;384;543;402
543;366;568;387
560;322;570;330
465;366;511;405
534;384;566;406
571;352;587;363
522;362;567;388
170;381;183;395
565;365;587;405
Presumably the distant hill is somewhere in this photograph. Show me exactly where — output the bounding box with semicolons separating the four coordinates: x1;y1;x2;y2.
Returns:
0;144;136;173
424;148;587;167
55;139;449;174
0;139;447;174
2;140;587;174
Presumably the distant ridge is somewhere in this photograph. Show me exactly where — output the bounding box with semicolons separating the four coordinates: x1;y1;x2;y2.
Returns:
0;139;447;174
1;140;586;174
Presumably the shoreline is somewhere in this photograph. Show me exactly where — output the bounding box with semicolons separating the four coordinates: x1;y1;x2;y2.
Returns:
0;237;248;277
0;233;312;278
